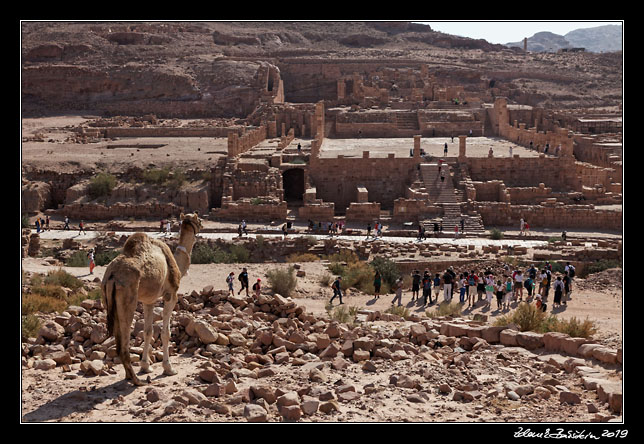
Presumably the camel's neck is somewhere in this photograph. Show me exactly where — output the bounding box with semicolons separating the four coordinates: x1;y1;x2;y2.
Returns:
174;229;196;276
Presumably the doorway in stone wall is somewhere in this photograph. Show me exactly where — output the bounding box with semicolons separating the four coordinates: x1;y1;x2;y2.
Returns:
282;168;305;204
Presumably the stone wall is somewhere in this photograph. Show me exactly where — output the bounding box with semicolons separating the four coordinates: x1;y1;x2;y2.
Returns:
475;201;622;231
210;198;287;222
309;153;421;211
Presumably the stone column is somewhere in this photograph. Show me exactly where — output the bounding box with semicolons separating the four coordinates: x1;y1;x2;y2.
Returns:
459;135;467;159
413;135;421;158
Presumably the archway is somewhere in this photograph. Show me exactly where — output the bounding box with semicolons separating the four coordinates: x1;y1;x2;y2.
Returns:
282;168;305;203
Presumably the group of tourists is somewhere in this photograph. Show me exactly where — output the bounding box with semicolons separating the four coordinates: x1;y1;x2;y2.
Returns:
226;267;262;299
328;261;577;313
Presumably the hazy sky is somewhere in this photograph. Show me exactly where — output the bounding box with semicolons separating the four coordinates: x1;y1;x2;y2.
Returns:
416;21;622;44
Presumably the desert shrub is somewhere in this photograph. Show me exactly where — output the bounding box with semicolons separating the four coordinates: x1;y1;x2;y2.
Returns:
541;316;597;338
266;266;297;297
319;272;333;287
43;269;84;290
95;248;121;266
88;172;117;200
342;261;374;292
65;250;88;267
494;302;545;332
142;167;171;184
326;304;359;325
229;244;250;263
287;253;319;263
369;256;400;289
489;228;504;240
580;261;621;278
385;305;409;319
191;242;233;264
426;301;462;318
21;314;41;338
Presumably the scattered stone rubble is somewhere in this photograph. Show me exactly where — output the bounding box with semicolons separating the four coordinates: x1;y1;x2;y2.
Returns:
22;284;622;422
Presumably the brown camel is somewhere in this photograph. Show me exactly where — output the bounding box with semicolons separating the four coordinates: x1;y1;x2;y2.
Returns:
101;212;202;385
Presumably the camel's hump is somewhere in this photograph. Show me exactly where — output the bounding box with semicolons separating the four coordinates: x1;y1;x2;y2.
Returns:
122;232;151;257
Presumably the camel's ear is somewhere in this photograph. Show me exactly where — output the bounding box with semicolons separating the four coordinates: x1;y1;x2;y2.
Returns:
180;213;185;220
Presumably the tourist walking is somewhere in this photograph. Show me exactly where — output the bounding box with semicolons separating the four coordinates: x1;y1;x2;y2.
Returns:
330;276;344;305
442;269;453;303
391;277;404;307
78;220;85;235
64;216;70;230
444;142;448;157
467;272;477;308
553;276;564;308
432;273;441;304
485;274;495;307
226;272;235;296
238;267;249;296
513;269;524;301
565;262;576;293
411;270;421;301
87;248;95;275
459;274;467;303
503;278;513;310
562;271;571;305
252;278;261;299
165;220;171;235
495;280;504;310
422;270;432;305
35;218;41;233
373;271;381;299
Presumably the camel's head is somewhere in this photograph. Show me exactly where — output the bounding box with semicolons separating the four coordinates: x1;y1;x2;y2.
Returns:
180;212;202;235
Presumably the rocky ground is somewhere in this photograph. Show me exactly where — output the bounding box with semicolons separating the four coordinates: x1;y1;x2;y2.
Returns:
21;246;623;423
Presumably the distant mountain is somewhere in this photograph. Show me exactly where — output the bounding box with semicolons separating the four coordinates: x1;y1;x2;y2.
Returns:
504;24;622;53
564;25;622;53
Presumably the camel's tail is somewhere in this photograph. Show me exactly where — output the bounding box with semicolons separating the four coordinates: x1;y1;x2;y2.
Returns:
101;272;117;338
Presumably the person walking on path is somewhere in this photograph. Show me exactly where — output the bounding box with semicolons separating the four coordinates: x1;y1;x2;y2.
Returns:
165;220;171;235
87;248;95;275
459;274;467;304
495;280;504;310
78;220;86;235
226;272;235;297
467;272;477;308
562;271;571;305
422;270;432;305
64;216;70;230
442;270;453;303
513;269;524;301
503;278;513;310
411;270;421;301
553;276;564;308
238;267;249;297
565;262;576;294
330;276;344;305
252;278;261;300
432;273;441;305
391;277;404;307
373;271;382;299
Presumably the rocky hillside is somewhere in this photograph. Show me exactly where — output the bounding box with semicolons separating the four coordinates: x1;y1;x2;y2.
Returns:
505;24;622;53
21;21;623;117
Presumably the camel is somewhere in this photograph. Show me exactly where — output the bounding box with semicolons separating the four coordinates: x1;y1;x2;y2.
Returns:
101;212;202;386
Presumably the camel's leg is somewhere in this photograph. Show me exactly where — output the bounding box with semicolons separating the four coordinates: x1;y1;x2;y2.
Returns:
116;285;144;386
140;303;154;374
161;291;178;376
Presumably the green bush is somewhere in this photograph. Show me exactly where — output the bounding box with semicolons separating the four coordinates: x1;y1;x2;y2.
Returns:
95;248;121;266
369;256;400;289
191;242;233;264
494;303;598;338
21;314;41;338
426;301;462;318
489;228;504;240
229;244;250;263
88;172;117;200
266;266;297;298
326;304;359;325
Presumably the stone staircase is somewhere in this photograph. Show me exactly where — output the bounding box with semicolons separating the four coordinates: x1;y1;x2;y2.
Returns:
420;163;485;235
395;112;419;130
